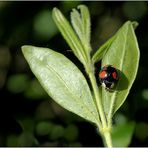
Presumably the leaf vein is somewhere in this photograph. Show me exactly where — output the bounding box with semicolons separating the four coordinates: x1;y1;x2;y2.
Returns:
108;26;129;119
45;64;99;123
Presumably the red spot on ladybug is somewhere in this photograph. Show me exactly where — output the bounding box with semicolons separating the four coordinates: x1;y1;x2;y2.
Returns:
112;72;117;79
99;71;107;79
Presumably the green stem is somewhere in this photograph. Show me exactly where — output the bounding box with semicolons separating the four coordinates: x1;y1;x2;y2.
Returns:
88;70;107;127
107;96;116;128
103;130;112;148
86;62;113;148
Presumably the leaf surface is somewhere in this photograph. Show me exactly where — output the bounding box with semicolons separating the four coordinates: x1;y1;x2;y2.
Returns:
52;8;87;65
71;5;91;53
100;21;140;115
92;35;116;63
22;45;100;124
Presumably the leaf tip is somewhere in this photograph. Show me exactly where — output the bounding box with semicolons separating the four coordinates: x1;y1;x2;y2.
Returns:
132;21;139;29
52;7;59;19
125;20;139;30
52;7;58;12
52;7;65;24
21;45;34;56
21;45;28;53
77;4;87;10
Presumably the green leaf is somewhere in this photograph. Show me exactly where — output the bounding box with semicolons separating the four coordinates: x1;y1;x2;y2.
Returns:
112;121;135;147
101;21;140;116
71;9;82;40
52;8;87;66
71;5;91;53
78;5;91;44
92;35;116;63
22;45;99;125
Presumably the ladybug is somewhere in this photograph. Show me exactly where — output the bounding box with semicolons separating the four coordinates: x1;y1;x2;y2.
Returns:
99;65;119;90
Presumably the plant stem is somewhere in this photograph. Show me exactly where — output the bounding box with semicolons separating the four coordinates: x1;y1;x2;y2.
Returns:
107;95;116;128
103;130;112;148
86;62;113;148
88;70;107;127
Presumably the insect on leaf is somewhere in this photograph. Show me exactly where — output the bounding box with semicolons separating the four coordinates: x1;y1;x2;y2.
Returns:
101;21;140;116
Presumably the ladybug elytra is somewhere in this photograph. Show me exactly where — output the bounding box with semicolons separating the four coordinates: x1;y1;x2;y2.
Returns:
99;65;119;90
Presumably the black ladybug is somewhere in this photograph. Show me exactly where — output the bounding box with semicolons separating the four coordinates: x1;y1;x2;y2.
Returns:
99;65;119;90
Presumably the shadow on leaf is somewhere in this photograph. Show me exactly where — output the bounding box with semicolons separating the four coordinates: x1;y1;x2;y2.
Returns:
116;69;129;91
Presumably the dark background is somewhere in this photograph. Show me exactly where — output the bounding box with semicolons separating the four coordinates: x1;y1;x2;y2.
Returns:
0;1;148;146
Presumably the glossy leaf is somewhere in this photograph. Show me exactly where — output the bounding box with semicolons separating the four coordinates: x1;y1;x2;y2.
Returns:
22;45;100;125
101;21;140;116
